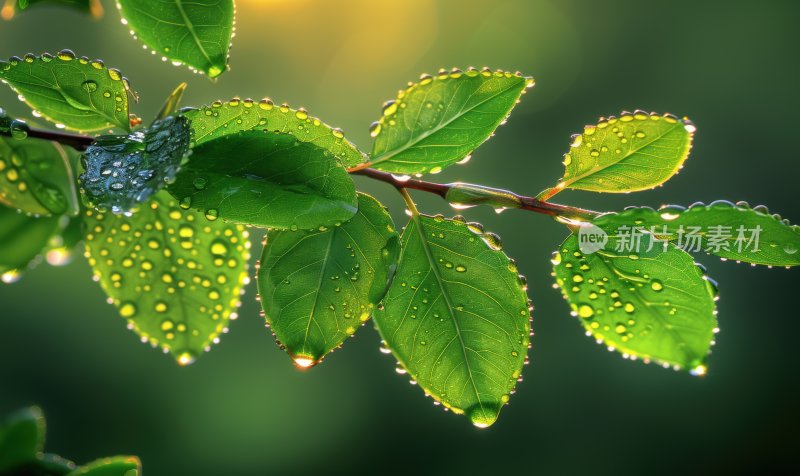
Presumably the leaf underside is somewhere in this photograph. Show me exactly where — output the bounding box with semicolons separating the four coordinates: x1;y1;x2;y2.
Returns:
0;406;44;472
117;0;234;78
553;229;717;371
594;201;800;266
0;51;131;131
258;192;400;367
84;191;250;364
169;130;357;230
0;132;78;216
555;111;693;193
183;99;365;167
374;215;531;428
0;203;61;275
64;456;140;476
80;115;192;214
370;69;533;175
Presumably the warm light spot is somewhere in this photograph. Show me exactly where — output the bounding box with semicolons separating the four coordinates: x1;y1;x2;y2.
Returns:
1;2;15;21
690;364;707;377
177;352;196;366
292;355;317;369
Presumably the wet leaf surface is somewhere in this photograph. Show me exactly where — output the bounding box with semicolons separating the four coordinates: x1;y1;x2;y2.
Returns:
257;193;400;367
117;0;234;78
0;50;132;131
374;215;531;428
80;115;191;214
369;68;533;175
84;191;250;364
169;130;357;230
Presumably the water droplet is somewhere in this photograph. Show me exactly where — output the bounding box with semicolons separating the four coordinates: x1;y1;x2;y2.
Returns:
107;68;122;81
651;280;664;291
9;120;28;140
1;270;22;283
57;49;76;61
293;355;317;369
81;80;98;93
369;121;382;137
205;209;219;221
119;302;137;317
382;100;398;116
210;239;228;256
690;364;707;377
178;225;194;238
177;351;197;366
193;177;207;190
577;304;594;318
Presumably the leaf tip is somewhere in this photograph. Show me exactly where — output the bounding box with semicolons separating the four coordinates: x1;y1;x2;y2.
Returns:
467;404;500;429
207;64;226;79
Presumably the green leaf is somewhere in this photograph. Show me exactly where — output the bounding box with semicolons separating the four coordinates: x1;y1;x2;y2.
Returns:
0;130;79;217
25;454;77;475
552;227;717;373
84;191;250;364
257;193;400;367
80;115;192;214
153;83;187;123
66;457;140;476
0;51;133;132
592;201;800;266
117;0;234;78
0;203;61;280
542;111;694;197
368;68;533;175
374;215;531;428
168;130;358;229
183;99;365;167
0;407;45;472
2;0;103;20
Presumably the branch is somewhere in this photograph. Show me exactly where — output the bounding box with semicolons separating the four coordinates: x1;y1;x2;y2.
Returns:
9;125;602;222
352;168;600;221
26;127;94;151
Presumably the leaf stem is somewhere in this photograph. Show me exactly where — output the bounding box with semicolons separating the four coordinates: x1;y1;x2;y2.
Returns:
11;125;602;223
398;187;419;216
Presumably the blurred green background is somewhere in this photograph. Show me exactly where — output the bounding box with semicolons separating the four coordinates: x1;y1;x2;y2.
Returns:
1;0;799;474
